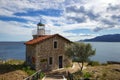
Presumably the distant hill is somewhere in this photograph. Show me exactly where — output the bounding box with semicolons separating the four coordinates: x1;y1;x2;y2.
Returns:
81;34;120;42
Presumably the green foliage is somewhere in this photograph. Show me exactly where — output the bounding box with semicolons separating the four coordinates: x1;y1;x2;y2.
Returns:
39;72;45;79
22;66;35;75
101;63;108;66
88;61;100;66
66;42;96;62
83;72;92;78
0;60;36;76
5;59;24;65
0;59;46;80
71;71;92;79
65;42;96;71
102;73;107;77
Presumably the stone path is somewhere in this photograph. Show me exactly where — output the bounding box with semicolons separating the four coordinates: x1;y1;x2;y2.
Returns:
42;63;86;80
42;75;67;80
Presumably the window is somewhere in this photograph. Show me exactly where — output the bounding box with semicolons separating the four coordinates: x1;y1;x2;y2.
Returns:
49;57;52;65
54;41;57;48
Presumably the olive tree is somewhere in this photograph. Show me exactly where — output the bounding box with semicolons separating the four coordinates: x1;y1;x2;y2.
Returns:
65;42;95;72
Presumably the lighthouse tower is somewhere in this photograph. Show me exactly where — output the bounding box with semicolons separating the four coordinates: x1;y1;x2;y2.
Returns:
32;21;45;39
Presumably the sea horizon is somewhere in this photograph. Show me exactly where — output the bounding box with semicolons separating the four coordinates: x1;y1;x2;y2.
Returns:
0;42;120;63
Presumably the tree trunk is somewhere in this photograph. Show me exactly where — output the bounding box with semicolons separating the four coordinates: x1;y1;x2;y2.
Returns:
78;62;84;72
80;61;84;72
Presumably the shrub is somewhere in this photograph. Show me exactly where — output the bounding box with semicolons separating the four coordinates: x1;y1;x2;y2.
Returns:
39;72;45;79
88;61;100;66
102;73;107;77
27;70;35;75
5;59;24;65
83;72;92;78
22;66;35;75
101;63;108;66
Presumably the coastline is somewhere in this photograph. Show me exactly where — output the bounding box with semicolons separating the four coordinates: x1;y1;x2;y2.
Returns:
0;59;120;80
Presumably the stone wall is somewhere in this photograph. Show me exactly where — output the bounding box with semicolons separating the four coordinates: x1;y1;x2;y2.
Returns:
26;45;36;69
26;35;72;71
35;36;72;71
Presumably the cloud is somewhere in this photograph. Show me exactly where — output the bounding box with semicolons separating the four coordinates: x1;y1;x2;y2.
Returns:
61;32;98;41
0;0;120;41
0;0;65;16
0;20;33;35
64;0;120;33
93;27;103;32
65;5;100;22
66;5;85;13
107;4;120;12
67;16;86;23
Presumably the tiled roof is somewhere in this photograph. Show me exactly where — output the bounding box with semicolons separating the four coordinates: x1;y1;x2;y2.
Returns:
25;34;71;45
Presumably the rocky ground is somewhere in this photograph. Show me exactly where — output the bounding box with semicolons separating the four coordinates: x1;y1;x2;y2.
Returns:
0;70;28;80
45;63;120;80
85;64;120;80
0;60;28;80
0;61;120;80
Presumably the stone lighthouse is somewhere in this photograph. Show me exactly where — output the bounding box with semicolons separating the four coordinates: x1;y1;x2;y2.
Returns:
25;21;72;71
32;21;45;39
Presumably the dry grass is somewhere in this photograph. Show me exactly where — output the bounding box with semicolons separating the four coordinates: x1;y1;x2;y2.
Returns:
1;60;119;80
84;64;120;80
0;59;28;80
65;63;120;80
0;70;28;80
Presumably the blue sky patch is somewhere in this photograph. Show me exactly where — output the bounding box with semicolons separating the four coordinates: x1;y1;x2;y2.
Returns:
98;29;120;35
0;16;27;23
14;9;63;17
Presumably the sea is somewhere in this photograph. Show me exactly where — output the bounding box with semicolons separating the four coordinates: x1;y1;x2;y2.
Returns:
0;42;120;63
86;42;120;63
0;42;25;60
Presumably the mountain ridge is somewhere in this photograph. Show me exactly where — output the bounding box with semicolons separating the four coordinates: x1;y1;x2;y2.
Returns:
80;34;120;42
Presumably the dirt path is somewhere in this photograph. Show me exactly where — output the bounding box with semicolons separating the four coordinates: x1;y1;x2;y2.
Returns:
45;63;86;75
42;63;85;80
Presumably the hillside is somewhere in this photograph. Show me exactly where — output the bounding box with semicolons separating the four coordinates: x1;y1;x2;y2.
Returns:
82;34;120;42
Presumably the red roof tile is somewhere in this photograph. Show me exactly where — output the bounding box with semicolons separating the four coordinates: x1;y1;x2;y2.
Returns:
25;34;71;45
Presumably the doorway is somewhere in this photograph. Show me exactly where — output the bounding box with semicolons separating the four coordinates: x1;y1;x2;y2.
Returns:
59;56;63;68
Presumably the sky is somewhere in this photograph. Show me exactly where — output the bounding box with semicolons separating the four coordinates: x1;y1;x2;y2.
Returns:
0;0;120;41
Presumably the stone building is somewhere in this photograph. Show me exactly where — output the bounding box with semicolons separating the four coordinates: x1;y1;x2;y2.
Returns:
25;22;72;71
